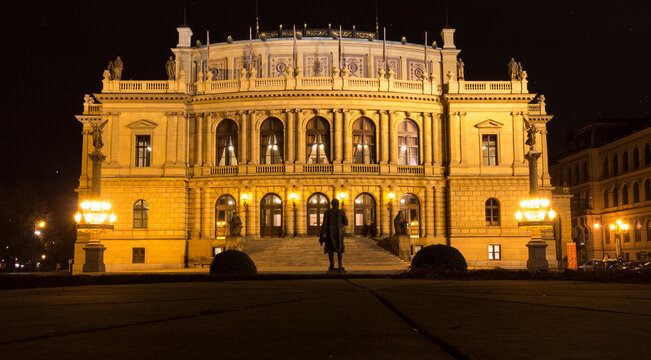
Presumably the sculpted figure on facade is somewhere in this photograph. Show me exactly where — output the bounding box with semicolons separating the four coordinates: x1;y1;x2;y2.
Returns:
507;58;518;79
112;56;123;80
229;214;243;237
457;58;465;80
165;56;176;80
525;123;538;148
394;210;408;236
90;120;109;151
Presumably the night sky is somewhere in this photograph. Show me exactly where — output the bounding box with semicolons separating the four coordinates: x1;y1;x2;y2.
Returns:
3;0;650;211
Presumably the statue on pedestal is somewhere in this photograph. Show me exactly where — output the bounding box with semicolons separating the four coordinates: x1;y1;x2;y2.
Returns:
507;58;518;79
229;214;243;237
456;58;465;80
526;123;538;148
319;199;348;272
165;56;176;80
90;120;109;151
394;210;408;236
112;56;123;80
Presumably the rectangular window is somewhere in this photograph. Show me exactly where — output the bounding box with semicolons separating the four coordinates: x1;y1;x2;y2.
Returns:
482;134;498;166
132;248;145;264
135;135;151;167
488;244;501;260
213;247;223;256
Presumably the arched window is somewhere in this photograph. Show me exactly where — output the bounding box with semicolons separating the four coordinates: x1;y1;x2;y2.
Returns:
215;195;236;236
216;119;238;166
633;182;640;203
260;193;283;237
646;179;651;201
306;117;330;164
622;151;629;172
354;193;376;235
398;120;419;165
485;198;500;226
633;148;640;169
612;188;619;207
582;162;588;182
307;193;329;235
133;200;149;228
635;221;642;242
260;118;284;164
612;154;619;174
602;158;609;178
399;194;420;237
603;189;609;208
622;185;629;205
645;143;651;166
352;118;376;164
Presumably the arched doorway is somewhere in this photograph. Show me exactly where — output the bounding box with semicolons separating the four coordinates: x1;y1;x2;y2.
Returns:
260;193;283;237
400;194;420;237
215;195;236;238
307;193;329;235
354;193;376;235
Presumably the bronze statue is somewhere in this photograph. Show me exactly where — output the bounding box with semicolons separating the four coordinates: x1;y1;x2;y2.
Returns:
165;56;176;80
319;198;348;272
90;120;109;151
394;210;408;236
228;214;243;237
526;124;538;147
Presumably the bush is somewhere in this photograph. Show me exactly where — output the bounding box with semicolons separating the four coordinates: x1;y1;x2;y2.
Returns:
209;250;257;275
410;244;467;274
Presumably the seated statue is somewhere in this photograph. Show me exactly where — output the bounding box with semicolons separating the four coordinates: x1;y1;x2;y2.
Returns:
228;214;243;237
394;210;408;236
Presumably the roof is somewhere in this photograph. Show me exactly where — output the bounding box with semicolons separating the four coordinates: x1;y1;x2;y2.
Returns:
559;116;651;158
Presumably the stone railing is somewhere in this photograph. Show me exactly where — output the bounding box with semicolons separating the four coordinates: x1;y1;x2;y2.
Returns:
211;166;238;175
303;164;333;173
256;164;285;174
83;103;102;115
397;165;424;174
527;100;547;115
351;164;380;173
102;74;528;96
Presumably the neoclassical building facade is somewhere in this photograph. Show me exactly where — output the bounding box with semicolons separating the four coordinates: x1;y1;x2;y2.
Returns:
550;118;651;261
73;24;569;272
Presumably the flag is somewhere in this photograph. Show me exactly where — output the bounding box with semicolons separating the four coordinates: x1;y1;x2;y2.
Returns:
383;27;387;71
293;24;297;68
206;30;210;77
424;31;427;77
249;27;253;71
339;25;343;72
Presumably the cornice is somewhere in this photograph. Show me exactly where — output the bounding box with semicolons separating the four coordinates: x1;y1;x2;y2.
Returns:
94;93;190;102
444;94;536;102
190;90;442;104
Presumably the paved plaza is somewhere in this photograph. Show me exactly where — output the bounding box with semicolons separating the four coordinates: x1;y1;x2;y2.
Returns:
0;279;649;359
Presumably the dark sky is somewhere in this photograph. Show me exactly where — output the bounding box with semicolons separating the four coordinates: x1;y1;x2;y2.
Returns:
3;0;650;209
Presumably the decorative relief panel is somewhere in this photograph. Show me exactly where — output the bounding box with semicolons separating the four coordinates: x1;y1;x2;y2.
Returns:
373;56;401;78
406;59;429;81
268;55;294;78
234;56;261;78
303;54;332;77
207;58;227;81
342;54;366;78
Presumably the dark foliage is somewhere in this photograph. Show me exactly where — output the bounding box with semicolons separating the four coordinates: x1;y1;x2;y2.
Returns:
209;250;257;275
410;244;468;273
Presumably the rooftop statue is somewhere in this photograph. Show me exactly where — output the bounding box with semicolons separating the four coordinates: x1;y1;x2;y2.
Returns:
457;58;465;80
165;56;176;80
507;58;518;79
113;56;123;80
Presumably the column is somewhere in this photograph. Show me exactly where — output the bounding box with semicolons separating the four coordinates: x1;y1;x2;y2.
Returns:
165;112;177;165
249;111;258;164
334;109;343;163
434;186;446;239
80;125;90;187
425;185;435;237
204;113;213;167
297;186;306;235
191;186;201;238
177;113;187;166
541;127;551;186
423;113;433;165
109;112;120;166
380;187;390;236
296;110;306;163
380;111;389;164
389;111;398;164
239;111;248;164
432;113;442;165
194;114;203;167
202;187;212;238
286;110;295;163
286;191;294;237
343;110;352;163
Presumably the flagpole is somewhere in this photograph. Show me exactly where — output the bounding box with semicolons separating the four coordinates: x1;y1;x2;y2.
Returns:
206;30;210;79
249;27;253;72
339;25;343;73
424;31;427;77
293;24;297;69
383;27;387;72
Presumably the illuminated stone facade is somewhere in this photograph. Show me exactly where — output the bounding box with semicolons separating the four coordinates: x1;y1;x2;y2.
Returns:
73;25;570;272
550;118;651;261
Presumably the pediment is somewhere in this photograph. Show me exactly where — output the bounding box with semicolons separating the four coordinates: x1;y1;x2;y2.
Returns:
127;119;159;129
474;119;504;129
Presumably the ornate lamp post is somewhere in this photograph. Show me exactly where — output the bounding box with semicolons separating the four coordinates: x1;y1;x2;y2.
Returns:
240;192;250;237
608;219;629;260
74;120;116;272
515;124;556;270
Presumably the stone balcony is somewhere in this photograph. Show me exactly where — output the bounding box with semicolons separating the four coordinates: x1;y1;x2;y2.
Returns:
199;163;432;177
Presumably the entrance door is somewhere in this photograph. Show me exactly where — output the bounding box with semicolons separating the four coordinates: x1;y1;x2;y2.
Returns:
307;193;329;235
400;194;420;237
260;194;283;237
354;193;376;235
215;194;236;238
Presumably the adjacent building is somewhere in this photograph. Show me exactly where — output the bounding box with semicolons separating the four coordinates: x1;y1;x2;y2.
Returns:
73;24;570;272
550;117;651;261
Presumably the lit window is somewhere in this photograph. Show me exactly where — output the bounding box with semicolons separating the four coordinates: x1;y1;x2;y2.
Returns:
132;248;145;264
352;118;376;164
260;118;284;164
482;134;498;166
489;244;501;260
398;120;419;165
306;117;330;164
135;135;151;167
216;120;238;166
133;200;149;228
213;247;223;256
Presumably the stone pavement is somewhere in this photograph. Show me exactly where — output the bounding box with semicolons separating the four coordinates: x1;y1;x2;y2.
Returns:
0;279;649;359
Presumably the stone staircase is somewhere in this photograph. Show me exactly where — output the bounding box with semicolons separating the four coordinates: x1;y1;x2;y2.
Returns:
241;236;409;273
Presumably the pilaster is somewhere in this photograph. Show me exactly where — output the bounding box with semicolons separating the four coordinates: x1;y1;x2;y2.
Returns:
380;110;389;164
165;112;177;166
334;109;343;163
296;109;306;164
204;113;214;167
343;110;353;164
108;112;120;166
389;111;398;165
249;111;258;165
423;112;433;165
286;109;295;163
239;111;248;164
425;184;435;238
194;114;203;167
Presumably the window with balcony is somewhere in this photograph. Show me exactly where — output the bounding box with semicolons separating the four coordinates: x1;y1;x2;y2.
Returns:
398;119;419;165
135;135;151;167
260;118;284;164
216;119;238;166
352;118;376;164
306;117;330;164
482;134;498;166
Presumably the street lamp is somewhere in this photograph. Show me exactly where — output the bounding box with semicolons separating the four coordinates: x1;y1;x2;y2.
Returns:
608;219;629;260
241;192;250;237
386;192;395;235
336;191;347;208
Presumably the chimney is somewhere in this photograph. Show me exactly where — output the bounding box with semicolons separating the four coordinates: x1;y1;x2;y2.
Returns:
177;26;193;48
441;28;456;49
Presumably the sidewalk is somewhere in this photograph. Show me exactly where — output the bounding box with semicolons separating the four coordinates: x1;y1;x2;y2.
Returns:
0;279;649;359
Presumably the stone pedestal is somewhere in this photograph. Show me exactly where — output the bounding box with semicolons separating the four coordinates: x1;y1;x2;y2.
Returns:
526;240;548;270
82;242;106;272
397;234;411;262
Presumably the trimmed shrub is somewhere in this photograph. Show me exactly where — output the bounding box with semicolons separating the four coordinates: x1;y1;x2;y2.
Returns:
209;250;257;275
410;244;467;273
